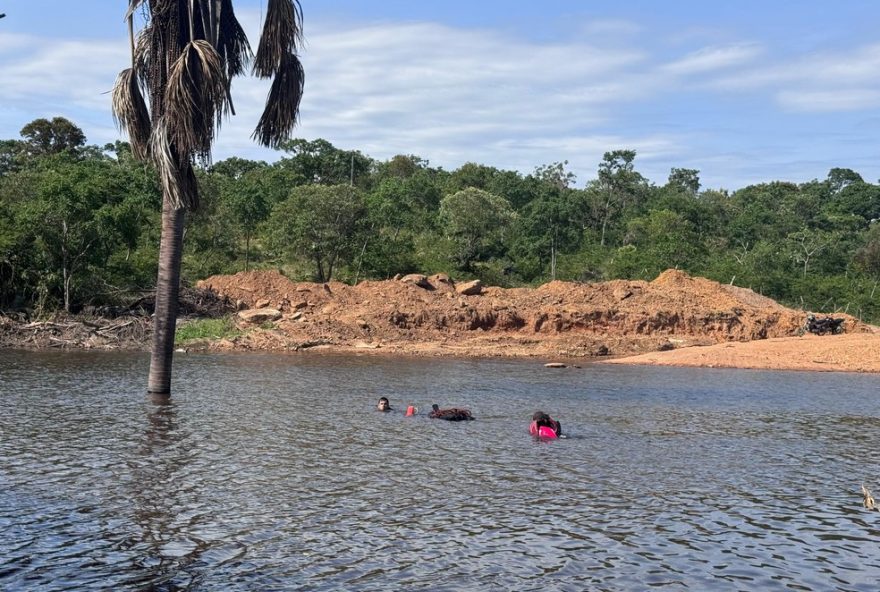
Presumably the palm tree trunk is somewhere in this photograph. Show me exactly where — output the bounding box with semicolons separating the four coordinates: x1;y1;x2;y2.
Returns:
147;200;186;396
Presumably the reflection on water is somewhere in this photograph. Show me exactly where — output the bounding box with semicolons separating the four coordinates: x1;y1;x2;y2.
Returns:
2;350;880;590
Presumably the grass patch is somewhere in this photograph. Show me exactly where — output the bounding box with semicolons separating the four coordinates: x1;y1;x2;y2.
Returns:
175;317;241;345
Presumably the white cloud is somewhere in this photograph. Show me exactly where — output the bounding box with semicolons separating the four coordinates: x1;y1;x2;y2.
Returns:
578;18;644;38
0;32;32;52
0;36;122;108
709;42;880;112
777;89;880;112
1;9;879;190
215;17;660;174
660;43;762;76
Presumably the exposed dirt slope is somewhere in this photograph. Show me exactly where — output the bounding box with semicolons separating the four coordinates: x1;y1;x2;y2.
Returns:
193;269;871;359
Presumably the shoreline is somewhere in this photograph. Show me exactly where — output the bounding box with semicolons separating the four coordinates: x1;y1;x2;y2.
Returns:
3;330;879;374
602;333;880;374
4;269;878;373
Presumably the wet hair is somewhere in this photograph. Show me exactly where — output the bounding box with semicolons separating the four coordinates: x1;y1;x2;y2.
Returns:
430;404;474;421
533;411;558;430
379;397;390;404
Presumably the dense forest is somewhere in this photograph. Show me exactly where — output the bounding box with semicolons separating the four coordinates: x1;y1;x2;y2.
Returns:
2;117;879;322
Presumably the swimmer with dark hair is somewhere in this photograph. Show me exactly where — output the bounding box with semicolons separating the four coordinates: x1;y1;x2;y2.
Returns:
429;403;474;421
529;411;561;438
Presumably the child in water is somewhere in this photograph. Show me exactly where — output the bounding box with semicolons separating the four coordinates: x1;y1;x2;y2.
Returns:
530;411;561;438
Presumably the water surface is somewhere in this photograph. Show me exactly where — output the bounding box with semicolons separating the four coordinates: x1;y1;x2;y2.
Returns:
2;350;880;590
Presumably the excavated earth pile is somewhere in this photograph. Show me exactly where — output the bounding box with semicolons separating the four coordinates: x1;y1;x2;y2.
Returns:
192;269;872;359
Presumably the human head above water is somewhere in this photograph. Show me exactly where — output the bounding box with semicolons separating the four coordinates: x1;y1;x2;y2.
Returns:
533;411;550;423
377;397;391;412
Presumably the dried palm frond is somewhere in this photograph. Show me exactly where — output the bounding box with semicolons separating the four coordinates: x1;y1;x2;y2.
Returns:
164;39;229;160
150;119;180;205
133;24;152;83
112;68;152;161
150;118;199;210
252;51;304;148
253;0;303;78
217;0;252;79
214;0;252;116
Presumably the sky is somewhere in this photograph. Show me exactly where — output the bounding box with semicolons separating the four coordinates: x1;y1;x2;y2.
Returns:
1;0;879;190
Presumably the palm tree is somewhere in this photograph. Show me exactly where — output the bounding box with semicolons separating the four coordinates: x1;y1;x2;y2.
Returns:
113;0;304;396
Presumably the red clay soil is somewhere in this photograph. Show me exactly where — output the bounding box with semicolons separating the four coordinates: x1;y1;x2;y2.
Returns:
192;269;878;371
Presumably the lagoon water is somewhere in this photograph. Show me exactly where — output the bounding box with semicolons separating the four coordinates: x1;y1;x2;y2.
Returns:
2;349;880;591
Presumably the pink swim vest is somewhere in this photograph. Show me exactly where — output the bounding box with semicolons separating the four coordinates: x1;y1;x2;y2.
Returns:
529;421;558;439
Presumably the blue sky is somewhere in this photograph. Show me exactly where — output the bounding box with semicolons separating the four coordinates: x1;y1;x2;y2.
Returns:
2;1;879;190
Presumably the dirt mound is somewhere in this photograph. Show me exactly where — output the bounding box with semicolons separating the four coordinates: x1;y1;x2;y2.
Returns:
193;270;870;358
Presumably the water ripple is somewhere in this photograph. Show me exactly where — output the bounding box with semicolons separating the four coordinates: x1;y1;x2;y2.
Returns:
2;351;880;590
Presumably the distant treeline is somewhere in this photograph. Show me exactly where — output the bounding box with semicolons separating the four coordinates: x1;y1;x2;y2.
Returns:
2;117;879;322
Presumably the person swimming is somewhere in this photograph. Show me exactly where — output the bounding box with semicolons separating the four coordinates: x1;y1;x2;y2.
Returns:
429;403;474;421
377;397;392;412
529;411;561;438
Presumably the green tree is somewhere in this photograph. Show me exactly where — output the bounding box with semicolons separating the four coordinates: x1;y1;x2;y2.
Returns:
534;161;577;190
359;174;440;279
265;184;367;282
211;159;273;270
446;162;498;193
621;209;701;277
785;228;839;277
510;172;580;281
0;185;35;308
666;167;700;196
211;156;268;179
728;182;801;245
34;167;103;312
277;138;373;187
20;117;86;156
445;163;542;211
227;177;270;270
182;170;239;279
113;0;305;397
0;139;25;176
9;154;145;312
826;167;863;194
379;154;429;180
855;224;880;298
596;149;647;246
822;178;880;225
438;187;515;271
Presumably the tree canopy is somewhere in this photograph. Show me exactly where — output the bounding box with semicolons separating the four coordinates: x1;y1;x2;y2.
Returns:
3;118;880;323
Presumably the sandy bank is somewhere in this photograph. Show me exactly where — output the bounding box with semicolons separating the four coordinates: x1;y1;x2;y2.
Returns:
603;332;880;373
